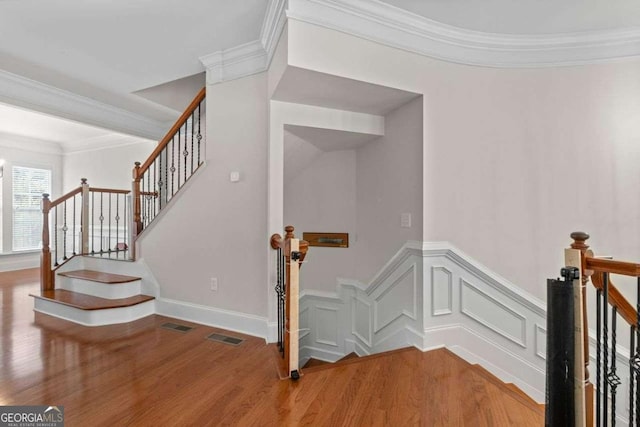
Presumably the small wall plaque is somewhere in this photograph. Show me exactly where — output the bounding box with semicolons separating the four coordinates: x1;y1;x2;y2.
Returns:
303;232;349;248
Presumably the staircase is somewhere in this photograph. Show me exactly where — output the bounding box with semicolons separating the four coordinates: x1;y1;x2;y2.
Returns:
31;88;206;326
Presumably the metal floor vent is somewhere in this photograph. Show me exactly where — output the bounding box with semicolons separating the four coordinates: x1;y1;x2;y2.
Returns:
206;333;244;346
161;322;194;333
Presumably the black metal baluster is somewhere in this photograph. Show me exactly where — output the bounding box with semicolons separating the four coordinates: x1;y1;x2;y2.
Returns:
91;192;95;254
191;112;195;174
281;249;286;358
604;272;610;427
610;307;620;426
197;102;202;165
183;121;188;183
171;137;175;197
153;158;157;219
631;327;636;426
146;168;151;227
597;288;602;426
62;201;68;260
158;148;164;210
276;247;282;352
636;277;640;426
115;194;120;253
72;195;76;255
108;193;112;252
165;147;169;205
124;194;128;252
177;128;181;188
99;192;104;253
54;206;58;266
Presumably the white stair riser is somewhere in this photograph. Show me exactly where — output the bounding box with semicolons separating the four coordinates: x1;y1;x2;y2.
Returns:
58;277;142;299
34;298;155;327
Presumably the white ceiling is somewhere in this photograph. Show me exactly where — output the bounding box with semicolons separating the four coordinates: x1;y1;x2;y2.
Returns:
0;102;152;153
379;0;640;35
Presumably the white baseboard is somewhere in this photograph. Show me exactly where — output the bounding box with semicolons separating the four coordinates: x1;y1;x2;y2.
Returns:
156;297;270;341
0;253;39;272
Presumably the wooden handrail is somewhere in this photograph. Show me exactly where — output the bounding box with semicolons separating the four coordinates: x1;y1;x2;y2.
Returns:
136;87;206;177
89;188;130;195
591;272;637;327
585;257;640;277
48;186;82;210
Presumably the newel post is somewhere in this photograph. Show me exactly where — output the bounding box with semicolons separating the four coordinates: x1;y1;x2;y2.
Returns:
41;193;53;291
569;231;594;427
80;178;90;254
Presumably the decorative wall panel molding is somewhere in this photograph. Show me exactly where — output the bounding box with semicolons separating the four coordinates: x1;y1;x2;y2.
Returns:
299;240;548;403
431;266;452;316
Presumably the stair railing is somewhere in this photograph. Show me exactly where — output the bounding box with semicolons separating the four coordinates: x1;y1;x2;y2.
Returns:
270;226;309;379
132;87;206;238
562;232;640;426
40;178;132;291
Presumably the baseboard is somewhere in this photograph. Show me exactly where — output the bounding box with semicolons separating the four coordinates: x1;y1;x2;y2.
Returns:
156;297;270;341
0;253;39;272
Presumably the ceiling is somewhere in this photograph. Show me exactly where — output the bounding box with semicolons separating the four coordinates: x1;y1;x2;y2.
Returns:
379;0;640;35
0;102;153;154
1;0;640;150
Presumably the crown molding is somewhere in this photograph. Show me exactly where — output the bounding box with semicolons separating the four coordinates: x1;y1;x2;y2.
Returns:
287;0;640;68
0;70;168;140
199;40;269;85
199;0;287;85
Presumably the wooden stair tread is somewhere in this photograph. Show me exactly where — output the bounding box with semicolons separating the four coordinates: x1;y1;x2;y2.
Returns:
58;269;140;284
31;289;154;310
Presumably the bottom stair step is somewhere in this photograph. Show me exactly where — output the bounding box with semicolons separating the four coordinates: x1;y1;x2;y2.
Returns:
30;290;155;327
31;290;154;310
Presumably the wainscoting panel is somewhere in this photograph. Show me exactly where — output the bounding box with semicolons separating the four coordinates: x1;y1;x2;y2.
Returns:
373;264;417;333
298;241;548;403
460;278;527;348
431;266;452;316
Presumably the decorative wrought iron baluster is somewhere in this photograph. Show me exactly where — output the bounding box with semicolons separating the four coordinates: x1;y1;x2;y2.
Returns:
153;158;157;218
191;112;195;174
72;195;76;256
276;247;283;352
171;137;175;197
115;194;120;252
604;273;610;427
631;327;636;426
108;193;112;252
54;207;59;266
609;307;620;426
99;192;104;253
158;148;164;210
597;288;602;426
183;120;188;182
62;201;68;260
146;169;151;227
280;249;286;357
636;277;640;427
124;195;128;251
91;192;95;254
177;128;181;188
165;146;169;205
197;103;202;165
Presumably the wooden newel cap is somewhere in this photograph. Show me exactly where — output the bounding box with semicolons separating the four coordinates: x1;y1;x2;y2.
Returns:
80;178;87;185
134;162;141;168
570;231;590;251
270;233;282;250
284;225;295;239
42;193;50;199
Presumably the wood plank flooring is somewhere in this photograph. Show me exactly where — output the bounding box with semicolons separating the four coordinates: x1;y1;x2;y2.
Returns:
1;268;544;426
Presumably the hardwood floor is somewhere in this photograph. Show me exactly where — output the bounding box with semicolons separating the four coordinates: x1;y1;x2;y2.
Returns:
1;268;543;426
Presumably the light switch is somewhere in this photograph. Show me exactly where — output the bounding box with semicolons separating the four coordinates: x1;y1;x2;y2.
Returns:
230;171;240;182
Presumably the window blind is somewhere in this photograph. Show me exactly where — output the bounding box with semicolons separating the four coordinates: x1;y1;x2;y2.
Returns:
12;166;51;251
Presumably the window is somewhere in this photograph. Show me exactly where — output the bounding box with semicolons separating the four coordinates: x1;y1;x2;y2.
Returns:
12;166;51;251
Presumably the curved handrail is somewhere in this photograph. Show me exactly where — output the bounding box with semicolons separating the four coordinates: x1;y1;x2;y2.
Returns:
590;271;637;327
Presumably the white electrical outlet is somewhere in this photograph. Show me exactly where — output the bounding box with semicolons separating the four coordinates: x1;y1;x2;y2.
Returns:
400;213;412;228
210;277;218;291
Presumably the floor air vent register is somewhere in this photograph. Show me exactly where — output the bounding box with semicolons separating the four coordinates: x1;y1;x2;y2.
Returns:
206;333;244;346
161;322;194;333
